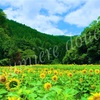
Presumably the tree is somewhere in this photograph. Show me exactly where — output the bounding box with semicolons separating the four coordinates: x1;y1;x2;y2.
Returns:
0;9;6;26
63;18;100;64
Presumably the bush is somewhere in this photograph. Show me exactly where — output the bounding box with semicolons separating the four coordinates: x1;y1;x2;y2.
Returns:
0;58;10;66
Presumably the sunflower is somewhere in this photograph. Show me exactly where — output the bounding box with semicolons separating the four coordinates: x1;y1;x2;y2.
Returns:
28;69;33;73
0;75;7;83
54;70;58;75
52;75;58;81
50;68;54;71
82;69;87;74
6;78;20;91
8;96;20;100
89;69;93;73
95;69;99;74
68;73;73;77
40;73;46;79
44;68;48;72
59;72;63;76
14;69;21;74
48;71;52;74
88;93;100;100
44;82;52;90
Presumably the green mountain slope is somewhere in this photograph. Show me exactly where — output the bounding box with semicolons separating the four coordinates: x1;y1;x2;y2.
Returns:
0;9;71;65
1;9;99;65
63;17;100;64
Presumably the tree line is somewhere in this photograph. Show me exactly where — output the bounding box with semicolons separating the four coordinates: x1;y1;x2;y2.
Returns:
0;9;100;65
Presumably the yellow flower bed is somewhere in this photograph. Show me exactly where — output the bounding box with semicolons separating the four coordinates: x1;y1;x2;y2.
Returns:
0;65;100;100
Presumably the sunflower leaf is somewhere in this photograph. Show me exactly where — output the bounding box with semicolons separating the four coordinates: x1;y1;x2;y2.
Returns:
0;89;7;94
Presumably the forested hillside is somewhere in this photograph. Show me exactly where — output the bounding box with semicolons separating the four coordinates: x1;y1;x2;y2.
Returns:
0;9;71;65
63;17;100;64
0;9;100;65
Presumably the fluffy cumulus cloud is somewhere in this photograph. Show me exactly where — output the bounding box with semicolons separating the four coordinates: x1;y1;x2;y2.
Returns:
0;0;99;35
1;0;68;35
64;0;100;27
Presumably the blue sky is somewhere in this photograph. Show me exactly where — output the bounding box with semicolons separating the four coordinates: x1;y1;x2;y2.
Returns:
0;0;100;36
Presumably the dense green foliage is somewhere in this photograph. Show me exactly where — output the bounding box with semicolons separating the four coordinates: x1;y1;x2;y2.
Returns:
0;9;100;65
0;65;100;100
63;17;100;64
0;9;71;65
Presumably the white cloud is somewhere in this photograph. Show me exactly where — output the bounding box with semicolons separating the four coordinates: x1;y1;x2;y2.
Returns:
64;0;100;27
0;0;99;35
2;0;69;35
2;0;66;35
29;15;65;35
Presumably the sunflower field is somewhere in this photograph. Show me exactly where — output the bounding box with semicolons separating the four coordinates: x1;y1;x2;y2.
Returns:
0;65;100;100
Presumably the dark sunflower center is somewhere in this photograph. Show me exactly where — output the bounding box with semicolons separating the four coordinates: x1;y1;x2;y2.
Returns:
9;81;18;88
47;85;50;89
1;77;6;82
94;97;100;100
